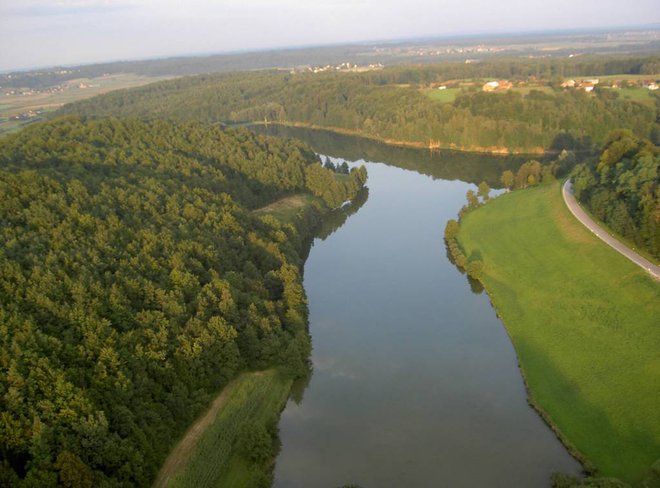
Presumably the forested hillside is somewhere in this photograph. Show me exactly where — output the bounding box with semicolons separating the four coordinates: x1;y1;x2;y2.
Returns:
0;116;366;486
58;60;658;153
572;130;659;259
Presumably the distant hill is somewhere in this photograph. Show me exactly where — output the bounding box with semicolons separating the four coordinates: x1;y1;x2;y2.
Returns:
58;58;658;154
2;28;659;89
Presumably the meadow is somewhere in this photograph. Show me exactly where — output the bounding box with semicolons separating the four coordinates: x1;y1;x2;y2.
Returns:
617;87;656;107
457;182;660;485
254;193;318;223
422;87;462;103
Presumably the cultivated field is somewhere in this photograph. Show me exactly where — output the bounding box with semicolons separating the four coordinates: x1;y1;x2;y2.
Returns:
423;87;462;103
0;73;172;135
161;370;292;488
617;86;656;107
254;193;317;223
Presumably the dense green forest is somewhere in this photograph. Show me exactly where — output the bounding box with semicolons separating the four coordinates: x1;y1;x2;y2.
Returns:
58;58;658;153
0;116;366;486
572;130;659;259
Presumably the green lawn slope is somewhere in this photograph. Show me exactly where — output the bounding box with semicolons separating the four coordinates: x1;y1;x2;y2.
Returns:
457;182;660;484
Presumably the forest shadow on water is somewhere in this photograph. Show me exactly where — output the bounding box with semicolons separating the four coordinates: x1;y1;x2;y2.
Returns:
251;124;529;187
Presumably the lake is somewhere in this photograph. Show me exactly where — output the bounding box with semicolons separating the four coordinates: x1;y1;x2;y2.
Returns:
253;126;581;488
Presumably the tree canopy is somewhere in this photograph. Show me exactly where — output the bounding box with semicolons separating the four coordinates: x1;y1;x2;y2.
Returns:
0;116;366;486
572;130;659;258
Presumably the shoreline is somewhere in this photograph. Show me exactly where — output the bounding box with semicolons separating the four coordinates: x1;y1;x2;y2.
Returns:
479;283;591;473
446;214;590;474
452;182;660;484
152;185;368;486
247;120;549;156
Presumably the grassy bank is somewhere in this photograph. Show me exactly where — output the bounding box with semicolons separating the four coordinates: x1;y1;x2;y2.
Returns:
157;370;293;488
456;182;660;484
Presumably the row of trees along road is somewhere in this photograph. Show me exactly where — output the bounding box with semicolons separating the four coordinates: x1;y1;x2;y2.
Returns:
571;130;659;259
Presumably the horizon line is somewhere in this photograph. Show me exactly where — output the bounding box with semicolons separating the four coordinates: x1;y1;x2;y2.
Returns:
2;22;659;75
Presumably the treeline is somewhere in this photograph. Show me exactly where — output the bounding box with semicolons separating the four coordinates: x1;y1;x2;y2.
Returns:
572;130;659;258
58;59;657;153
499;149;577;190
0;45;370;90
444;183;491;280
348;55;660;86
0;117;366;486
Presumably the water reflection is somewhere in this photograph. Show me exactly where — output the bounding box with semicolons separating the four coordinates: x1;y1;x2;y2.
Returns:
252;124;529;187
315;187;369;242
467;275;485;295
288;368;313;406
257;129;581;487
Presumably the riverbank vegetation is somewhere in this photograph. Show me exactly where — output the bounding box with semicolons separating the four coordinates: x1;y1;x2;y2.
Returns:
445;150;576;278
453;181;660;484
0;116;366;486
252;124;527;186
571;130;659;259
57;56;659;154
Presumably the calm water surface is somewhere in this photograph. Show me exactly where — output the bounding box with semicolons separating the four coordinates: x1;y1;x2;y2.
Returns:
257;128;581;487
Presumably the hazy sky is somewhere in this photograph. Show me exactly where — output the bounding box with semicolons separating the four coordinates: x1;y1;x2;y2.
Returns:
1;0;659;72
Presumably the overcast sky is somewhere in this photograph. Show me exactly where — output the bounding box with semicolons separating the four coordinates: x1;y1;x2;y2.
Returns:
1;0;659;72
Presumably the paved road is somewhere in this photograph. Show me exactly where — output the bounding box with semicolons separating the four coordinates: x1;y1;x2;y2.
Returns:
562;180;660;281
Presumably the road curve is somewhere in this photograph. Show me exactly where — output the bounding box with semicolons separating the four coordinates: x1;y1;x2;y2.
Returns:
562;180;660;281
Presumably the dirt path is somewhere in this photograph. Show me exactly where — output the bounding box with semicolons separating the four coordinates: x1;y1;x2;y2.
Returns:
152;376;243;488
563;180;660;280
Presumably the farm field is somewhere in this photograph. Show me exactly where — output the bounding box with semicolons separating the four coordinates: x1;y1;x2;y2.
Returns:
617;86;656;106
0;73;172;135
595;73;660;82
457;182;660;485
158;370;292;488
423;87;462;103
254;193;318;223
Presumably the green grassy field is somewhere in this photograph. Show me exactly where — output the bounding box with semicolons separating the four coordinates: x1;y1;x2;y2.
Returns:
618;87;656;107
254;193;318;223
595;74;660;82
423;87;461;103
164;370;292;488
457;182;660;485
